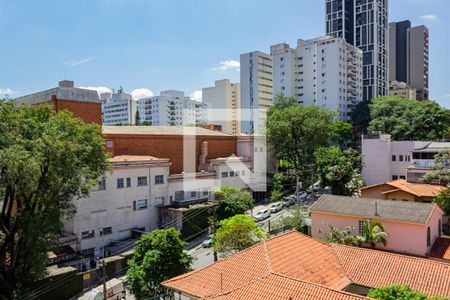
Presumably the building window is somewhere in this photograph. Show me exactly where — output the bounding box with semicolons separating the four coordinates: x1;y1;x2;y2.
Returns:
137;176;148;186
126;177;131;188
100;227;112;236
98;177;106;190
427;227;431;246
392;175;398;180
438;220;442;237
392;155;396;162
81;230;95;240
106;141;113;148
230;171;235;177
154;197;164;206
400;176;406;180
221;172;228;178
117;178;124;189
399;155;404;162
155;175;164;184
190;191;197;198
358;220;364;235
133;199;148;210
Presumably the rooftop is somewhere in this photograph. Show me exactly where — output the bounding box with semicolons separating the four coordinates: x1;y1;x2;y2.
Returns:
102;126;232;137
361;179;446;198
413;142;450;152
163;232;450;298
311;194;437;224
109;155;169;164
429;237;450;262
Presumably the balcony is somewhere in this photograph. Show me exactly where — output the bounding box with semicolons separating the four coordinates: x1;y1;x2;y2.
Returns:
409;160;435;169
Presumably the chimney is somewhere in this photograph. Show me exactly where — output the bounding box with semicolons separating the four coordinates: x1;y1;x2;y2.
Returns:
198;141;208;172
59;80;74;88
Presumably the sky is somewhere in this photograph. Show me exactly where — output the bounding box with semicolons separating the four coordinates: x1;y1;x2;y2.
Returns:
0;0;449;107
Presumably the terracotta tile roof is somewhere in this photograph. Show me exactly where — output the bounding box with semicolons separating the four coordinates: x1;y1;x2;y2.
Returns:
211;274;367;300
163;232;450;299
428;237;450;262
331;244;450;297
311;194;437;224
109;155;168;163
362;179;446;198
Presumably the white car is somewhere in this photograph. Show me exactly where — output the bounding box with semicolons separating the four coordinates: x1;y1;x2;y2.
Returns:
255;209;271;221
270;202;284;213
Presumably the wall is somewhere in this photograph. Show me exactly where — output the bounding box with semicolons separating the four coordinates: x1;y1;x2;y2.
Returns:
51;98;102;124
104;134;237;174
311;212;430;257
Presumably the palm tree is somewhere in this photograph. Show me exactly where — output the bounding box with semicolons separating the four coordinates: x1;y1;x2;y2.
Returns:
362;220;388;249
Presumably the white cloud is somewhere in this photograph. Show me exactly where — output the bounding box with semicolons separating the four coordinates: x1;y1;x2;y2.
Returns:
190;90;202;101
80;86;112;96
0;88;14;96
63;56;95;67
131;88;154;100
211;60;240;71
420;14;438;21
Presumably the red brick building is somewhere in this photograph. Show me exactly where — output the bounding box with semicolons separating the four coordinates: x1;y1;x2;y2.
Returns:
103;126;237;174
15;80;102;124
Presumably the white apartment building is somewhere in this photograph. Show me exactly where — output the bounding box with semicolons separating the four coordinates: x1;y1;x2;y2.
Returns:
240;51;273;134
202;79;241;134
138;90;207;126
362;132;449;186
102;88;137;125
271;36;363;121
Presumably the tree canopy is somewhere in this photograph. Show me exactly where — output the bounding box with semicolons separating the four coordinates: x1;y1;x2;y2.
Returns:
214;186;254;221
127;228;193;300
213;214;268;256
367;96;450;141
367;285;429;300
433;189;450;216
421;150;450;186
315;147;363;195
0;101;110;298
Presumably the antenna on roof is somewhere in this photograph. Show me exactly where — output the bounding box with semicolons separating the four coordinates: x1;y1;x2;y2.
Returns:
374;202;379;216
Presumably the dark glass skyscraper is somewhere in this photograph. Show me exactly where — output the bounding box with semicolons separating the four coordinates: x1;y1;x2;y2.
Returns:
326;0;388;101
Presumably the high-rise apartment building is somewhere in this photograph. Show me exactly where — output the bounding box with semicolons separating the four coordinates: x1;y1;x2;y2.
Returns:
271;36;363;121
389;20;429;100
202;79;241;134
240;51;273;134
138;90;207;126
102;88;137;125
326;0;389;101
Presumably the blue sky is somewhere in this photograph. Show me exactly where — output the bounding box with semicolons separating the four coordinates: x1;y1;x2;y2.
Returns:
0;0;449;107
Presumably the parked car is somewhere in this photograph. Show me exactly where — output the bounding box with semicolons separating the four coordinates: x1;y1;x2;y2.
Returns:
270;202;284;213
202;235;213;248
295;191;308;200
88;278;125;300
283;197;295;207
255;209;271;221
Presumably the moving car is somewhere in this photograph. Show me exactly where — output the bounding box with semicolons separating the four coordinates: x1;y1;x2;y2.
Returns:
270;202;284;213
254;209;271;221
202;235;213;248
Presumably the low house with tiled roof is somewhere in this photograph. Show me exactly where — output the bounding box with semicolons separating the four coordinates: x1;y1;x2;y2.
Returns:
310;195;444;257
428;237;450;263
360;179;446;203
163;232;450;299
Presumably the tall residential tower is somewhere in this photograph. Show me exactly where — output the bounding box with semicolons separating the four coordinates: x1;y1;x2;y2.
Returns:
325;0;389;101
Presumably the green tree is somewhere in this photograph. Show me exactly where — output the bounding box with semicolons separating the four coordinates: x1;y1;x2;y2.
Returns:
127;228;193;300
330;120;354;146
362;220;388;248
421;150;450;186
135;109;141;125
214;186;254;221
270;173;284;202
213;214;268;256
367;285;428;300
315;147;363;195
433;189;450;215
350;100;371;137
0;101;110;298
367;96;450;141
272;206;308;234
325;224;365;247
267;95;336;182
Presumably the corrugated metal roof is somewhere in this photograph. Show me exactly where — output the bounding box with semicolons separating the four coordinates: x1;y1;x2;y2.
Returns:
310;195;435;224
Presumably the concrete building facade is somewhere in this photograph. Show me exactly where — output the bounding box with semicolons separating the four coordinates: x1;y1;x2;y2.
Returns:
15;80;102;124
271;36;363;121
389;20;429;100
326;0;389;101
389;80;417;100
102;88;137;125
202;79;241;134
240;51;273;134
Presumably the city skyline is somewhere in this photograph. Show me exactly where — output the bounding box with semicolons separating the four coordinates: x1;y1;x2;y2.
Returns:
0;0;449;107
